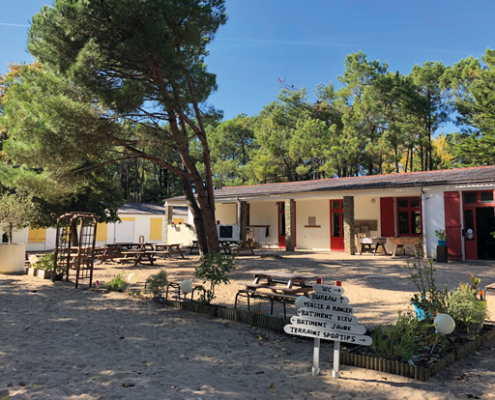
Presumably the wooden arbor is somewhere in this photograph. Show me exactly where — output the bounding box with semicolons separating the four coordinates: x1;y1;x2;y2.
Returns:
53;212;99;288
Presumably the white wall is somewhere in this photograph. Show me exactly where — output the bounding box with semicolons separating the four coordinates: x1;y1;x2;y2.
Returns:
167;223;197;246
216;203;237;225
295;199;331;250
423;190;446;258
249;201;279;246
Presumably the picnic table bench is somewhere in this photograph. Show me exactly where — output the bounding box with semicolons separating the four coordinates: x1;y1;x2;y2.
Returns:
220;240;255;256
115;250;156;266
155;244;186;259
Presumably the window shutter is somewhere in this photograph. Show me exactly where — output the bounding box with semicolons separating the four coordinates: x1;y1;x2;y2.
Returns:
444;191;462;260
380;197;395;237
96;223;107;242
150;218;162;241
28;228;46;243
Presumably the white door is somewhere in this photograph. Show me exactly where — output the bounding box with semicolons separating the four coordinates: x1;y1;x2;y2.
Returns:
115;221;134;243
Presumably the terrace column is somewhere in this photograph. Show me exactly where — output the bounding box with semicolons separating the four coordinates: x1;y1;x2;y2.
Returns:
164;205;173;244
238;201;248;241
343;196;356;255
285;199;296;251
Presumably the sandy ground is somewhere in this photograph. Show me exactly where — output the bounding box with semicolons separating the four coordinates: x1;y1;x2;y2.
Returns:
1;250;495;399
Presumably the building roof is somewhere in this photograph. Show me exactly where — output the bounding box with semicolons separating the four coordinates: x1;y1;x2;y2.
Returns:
118;202;188;215
166;165;495;201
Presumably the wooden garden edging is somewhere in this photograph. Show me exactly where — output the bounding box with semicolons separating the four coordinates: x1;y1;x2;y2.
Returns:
158;298;290;332
154;297;495;381
339;324;495;381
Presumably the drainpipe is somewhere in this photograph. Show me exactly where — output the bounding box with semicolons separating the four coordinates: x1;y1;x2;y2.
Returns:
420;187;428;258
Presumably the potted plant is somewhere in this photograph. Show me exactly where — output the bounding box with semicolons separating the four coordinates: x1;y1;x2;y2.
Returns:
435;230;448;246
0;193;35;275
37;253;54;280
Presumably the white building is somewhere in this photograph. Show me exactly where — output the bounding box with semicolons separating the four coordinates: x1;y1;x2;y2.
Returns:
165;166;495;261
3;203;189;251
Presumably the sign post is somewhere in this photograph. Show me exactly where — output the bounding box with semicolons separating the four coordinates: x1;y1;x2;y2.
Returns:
285;282;372;378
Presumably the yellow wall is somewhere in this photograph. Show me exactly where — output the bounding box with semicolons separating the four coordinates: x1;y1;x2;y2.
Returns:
150;218;163;241
28;228;46;243
173;218;185;225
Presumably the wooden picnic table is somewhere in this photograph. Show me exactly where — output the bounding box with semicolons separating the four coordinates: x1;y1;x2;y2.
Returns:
388;237;423;257
220;240;255;256
118;250;156;266
189;240;199;255
155;244;186;259
239;270;315;296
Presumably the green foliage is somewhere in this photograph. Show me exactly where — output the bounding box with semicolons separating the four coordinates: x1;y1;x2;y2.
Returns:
146;270;168;296
106;272;127;292
371;311;433;362
447;290;488;335
0;193;36;243
434;229;448;241
39;253;54;271
195;252;236;304
405;261;450;318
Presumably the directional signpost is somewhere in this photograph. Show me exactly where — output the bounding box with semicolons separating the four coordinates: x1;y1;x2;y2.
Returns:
284;282;372;378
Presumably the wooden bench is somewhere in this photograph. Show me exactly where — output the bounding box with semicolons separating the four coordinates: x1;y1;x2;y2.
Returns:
234;289;298;318
238;282;312;296
233;241;255;256
155;244;185;259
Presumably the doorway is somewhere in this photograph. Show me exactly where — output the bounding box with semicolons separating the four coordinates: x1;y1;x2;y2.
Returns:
277;202;296;249
462;191;495;260
330;200;344;252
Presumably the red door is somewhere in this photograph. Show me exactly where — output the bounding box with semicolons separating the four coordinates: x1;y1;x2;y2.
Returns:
330;200;345;252
277;202;296;249
463;208;478;260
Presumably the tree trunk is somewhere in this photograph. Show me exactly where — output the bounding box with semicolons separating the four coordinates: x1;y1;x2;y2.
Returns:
180;176;208;255
70;220;78;247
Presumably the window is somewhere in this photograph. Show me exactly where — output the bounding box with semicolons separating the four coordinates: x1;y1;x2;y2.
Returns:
397;197;422;236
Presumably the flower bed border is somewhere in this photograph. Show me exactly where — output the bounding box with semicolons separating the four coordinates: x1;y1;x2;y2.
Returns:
152;297;495;381
340;324;495;381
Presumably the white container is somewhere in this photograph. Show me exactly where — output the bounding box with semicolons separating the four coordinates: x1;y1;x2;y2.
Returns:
0;243;26;275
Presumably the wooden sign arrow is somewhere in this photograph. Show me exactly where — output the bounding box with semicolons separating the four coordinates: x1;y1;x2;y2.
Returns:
290;316;366;335
284;325;373;346
312;284;345;296
309;293;349;305
304;300;354;315
298;307;359;325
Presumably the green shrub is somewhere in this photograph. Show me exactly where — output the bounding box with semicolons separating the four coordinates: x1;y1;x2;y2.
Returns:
195;252;236;304
39;253;55;271
371;311;433;362
106;272;126;292
145;270;168;296
447;289;488;335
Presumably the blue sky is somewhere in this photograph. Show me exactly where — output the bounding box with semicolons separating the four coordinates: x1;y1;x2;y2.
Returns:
2;0;495;133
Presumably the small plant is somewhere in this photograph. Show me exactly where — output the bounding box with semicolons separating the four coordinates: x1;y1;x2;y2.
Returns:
145;270;168;296
39;253;55;271
371;311;431;362
447;289;489;335
405;261;450;318
490;231;495;239
195;252;236;304
106;272;126;292
435;230;448;241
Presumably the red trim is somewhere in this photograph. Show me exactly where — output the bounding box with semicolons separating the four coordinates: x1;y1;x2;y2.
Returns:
462;191;495;208
380;197;395;237
330;200;345;252
444;191;462;261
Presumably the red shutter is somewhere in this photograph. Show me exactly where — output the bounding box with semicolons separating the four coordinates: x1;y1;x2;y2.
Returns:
444;191;462;261
380;197;395;237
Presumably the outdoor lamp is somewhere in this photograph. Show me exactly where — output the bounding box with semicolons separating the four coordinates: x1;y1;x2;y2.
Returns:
434;314;455;335
295;296;309;311
181;279;193;294
127;273;139;284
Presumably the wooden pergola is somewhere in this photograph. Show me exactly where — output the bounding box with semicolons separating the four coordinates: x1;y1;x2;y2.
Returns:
53;212;99;288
